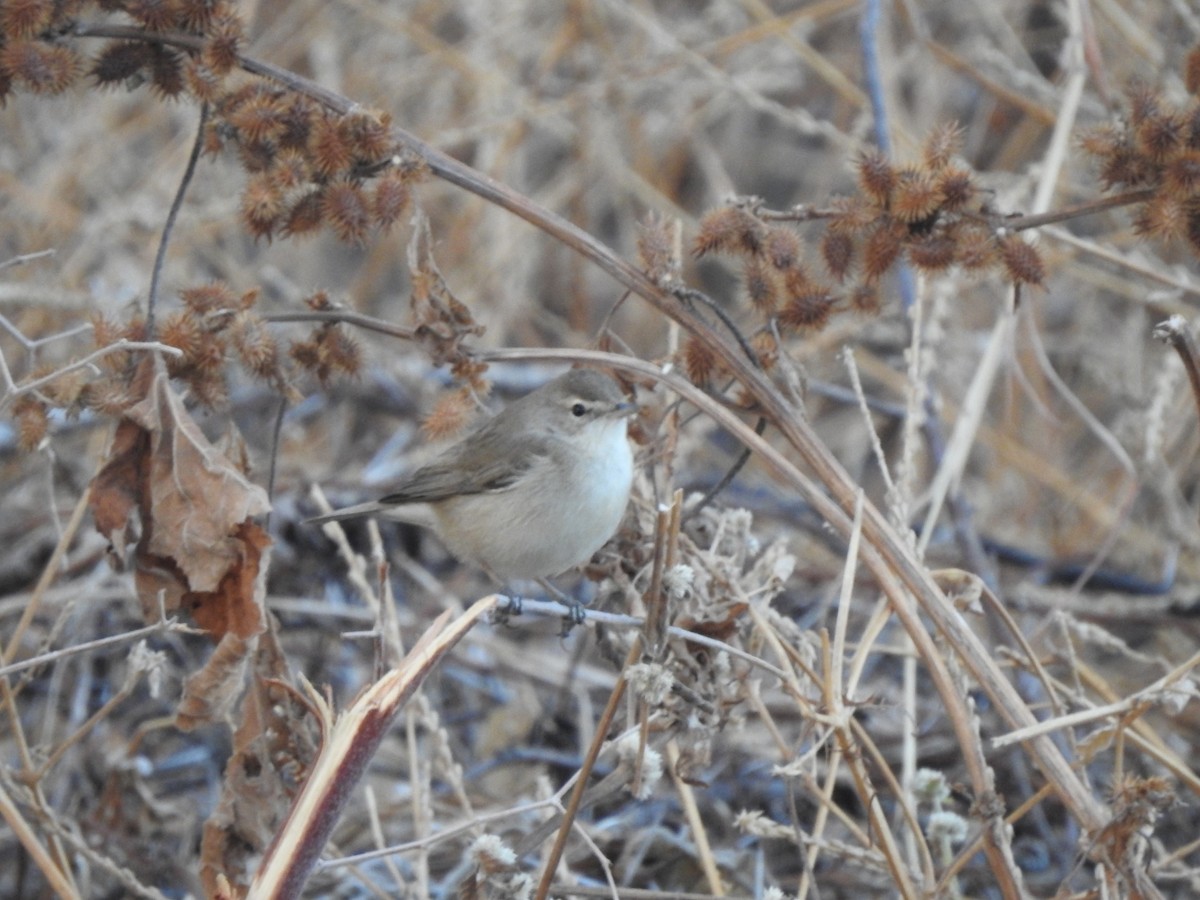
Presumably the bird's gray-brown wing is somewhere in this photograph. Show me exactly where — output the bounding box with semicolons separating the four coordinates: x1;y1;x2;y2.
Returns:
376;419;559;505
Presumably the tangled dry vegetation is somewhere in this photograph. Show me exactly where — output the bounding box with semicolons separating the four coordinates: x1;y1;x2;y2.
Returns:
4;1;1200;898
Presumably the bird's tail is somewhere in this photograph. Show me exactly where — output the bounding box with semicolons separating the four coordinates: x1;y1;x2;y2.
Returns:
304;500;387;525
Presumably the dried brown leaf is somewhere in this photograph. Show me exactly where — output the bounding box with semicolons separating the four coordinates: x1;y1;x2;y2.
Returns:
90;361;272;628
199;629;317;893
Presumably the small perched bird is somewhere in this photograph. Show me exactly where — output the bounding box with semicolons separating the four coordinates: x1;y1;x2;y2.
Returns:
308;369;636;581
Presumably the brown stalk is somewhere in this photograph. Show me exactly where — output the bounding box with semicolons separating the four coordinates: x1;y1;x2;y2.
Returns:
247;596;495;898
264;310;417;342
534;638;640;900
818;629;920;897
1000;188;1157;232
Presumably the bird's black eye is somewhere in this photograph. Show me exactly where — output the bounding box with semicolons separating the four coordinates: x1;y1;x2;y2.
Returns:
571;402;587;417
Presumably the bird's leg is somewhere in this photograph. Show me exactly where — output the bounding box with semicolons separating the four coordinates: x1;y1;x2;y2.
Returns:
536;578;587;634
483;568;586;634
477;563;525;623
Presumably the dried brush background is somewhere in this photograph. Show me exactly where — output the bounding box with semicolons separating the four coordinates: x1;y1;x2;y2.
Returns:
3;1;1200;898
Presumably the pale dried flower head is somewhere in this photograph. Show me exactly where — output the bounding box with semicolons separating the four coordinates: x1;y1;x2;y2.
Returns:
912;768;952;805
733;809;792;839
615;732;663;799
470;834;517;870
126;640;169;698
663;563;695;601
1150;677;1195;716
625;661;674;706
926;810;969;845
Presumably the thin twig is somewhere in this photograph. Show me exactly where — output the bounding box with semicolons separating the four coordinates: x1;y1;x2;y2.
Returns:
549;885;758;899
318;797;558;871
0;339;183;414
860;0;891;154
0;248;55;272
999;188;1157;232
265;395;288;531
264;309;417;341
685;417;766;520
0;315;92;395
34;679;138;780
2;487;94;668
1153;315;1200;431
147;102;208;339
0;619;191;680
992;649;1200;748
0;777;78;899
493;595;789;682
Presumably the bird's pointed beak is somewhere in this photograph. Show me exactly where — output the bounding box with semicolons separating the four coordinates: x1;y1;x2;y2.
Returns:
613;400;637;418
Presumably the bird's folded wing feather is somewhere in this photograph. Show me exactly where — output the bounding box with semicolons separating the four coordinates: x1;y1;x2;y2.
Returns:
377;427;560;504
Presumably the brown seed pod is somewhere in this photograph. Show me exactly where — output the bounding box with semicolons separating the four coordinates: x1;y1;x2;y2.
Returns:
778;282;835;334
310;113;353;178
1;40;81;94
861;220;905;282
820;231;855;281
936;165;976;211
1134;195;1187;241
763;226;803;271
922;122;964;171
857;150;895;203
892;166;942;223
743;256;780;314
1135;112;1186;163
1187;44;1200;95
1;0;55;40
682;337;719;386
372;171;411;231
998;234;1045;286
907;234;957;272
693;206;765;258
321;182;371;245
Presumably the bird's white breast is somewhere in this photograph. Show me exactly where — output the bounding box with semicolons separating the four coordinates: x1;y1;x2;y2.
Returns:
432;418;633;580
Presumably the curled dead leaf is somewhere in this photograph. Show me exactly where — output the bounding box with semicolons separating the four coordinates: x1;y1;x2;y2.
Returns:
89;360;271;639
